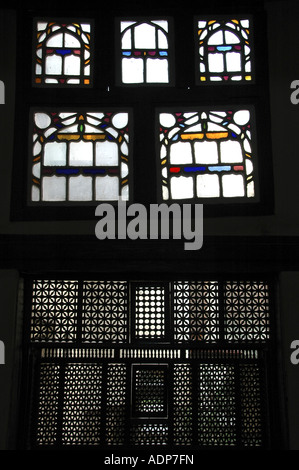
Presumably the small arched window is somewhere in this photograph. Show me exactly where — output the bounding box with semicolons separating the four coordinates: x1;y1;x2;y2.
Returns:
119;19;171;84
34;21;92;86
196;18;253;83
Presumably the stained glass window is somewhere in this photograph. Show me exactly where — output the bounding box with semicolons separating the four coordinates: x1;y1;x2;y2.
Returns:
119;19;171;84
158;108;256;201
196;18;253;83
30;110;131;203
34;20;92;86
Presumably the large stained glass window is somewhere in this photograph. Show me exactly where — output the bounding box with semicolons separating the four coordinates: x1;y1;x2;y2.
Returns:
196;18;253;84
33;20;92;86
119;19;171;84
158;108;256;201
30;110;131;203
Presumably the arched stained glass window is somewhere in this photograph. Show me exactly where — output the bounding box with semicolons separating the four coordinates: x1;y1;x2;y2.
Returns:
196;18;253;83
30;110;131;203
158;108;256;201
34;21;92;86
119;19;171;84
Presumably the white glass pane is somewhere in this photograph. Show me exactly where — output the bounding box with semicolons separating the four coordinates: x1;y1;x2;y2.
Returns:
220;140;243;163
158;29;168;49
32;162;41;178
222;174;245;197
245;159;253;175
224;31;240;44
64;55;81;75
35;113;51;129
95;141;118;166
31;185;40;202
160;113;176;128
121;29;132;49
96;175;119;200
69;175;92;201
121;184;129;201
170;142;192;164
64;32;81;47
226;52;241;72
112;113;129;129
44;142;67;166
207;30;223;45
69;141;93;166
42;176;66;201
45;55;62;75
121;162;129;178
196;174;220;198
122;58;144;83
146;58;168;83
47;32;63;47
233;110;250;126
194;141;219;164
134;23;156;49
247;180;255;197
170;176;193;199
208;53;224;72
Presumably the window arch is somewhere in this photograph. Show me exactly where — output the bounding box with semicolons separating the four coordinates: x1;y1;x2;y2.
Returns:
119;19;171;84
196;18;253;83
34;21;92;86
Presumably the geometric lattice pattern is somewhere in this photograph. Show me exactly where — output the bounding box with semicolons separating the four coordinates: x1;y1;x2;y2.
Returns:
36;363;60;445
106;364;127;445
27;277;271;449
224;281;270;342
133;284;166;340
198;364;237;446
240;364;263;446
62;363;102;445
133;367;167;417
173;281;219;342
31;280;78;342
82;281;128;343
173;364;193;445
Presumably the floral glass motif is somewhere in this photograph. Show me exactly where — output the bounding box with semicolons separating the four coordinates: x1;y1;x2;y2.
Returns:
31;111;130;202
120;20;169;84
158;109;255;201
34;21;92;85
196;18;252;83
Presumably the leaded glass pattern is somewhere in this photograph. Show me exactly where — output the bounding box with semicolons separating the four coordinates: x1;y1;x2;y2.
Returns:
120;19;170;84
173;281;219;342
224;281;270;342
31;110;130;203
34;21;92;86
158;108;255;201
196;18;252;83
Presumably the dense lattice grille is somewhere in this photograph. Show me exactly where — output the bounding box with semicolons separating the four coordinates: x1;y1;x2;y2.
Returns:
26;277;272;449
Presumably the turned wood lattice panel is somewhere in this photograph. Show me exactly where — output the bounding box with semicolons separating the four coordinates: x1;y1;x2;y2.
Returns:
26;278;271;449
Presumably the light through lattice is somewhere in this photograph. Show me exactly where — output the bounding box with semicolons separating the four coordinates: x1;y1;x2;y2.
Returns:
158;108;256;201
31;110;130;202
34;21;92;86
120;20;170;84
196;18;252;83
